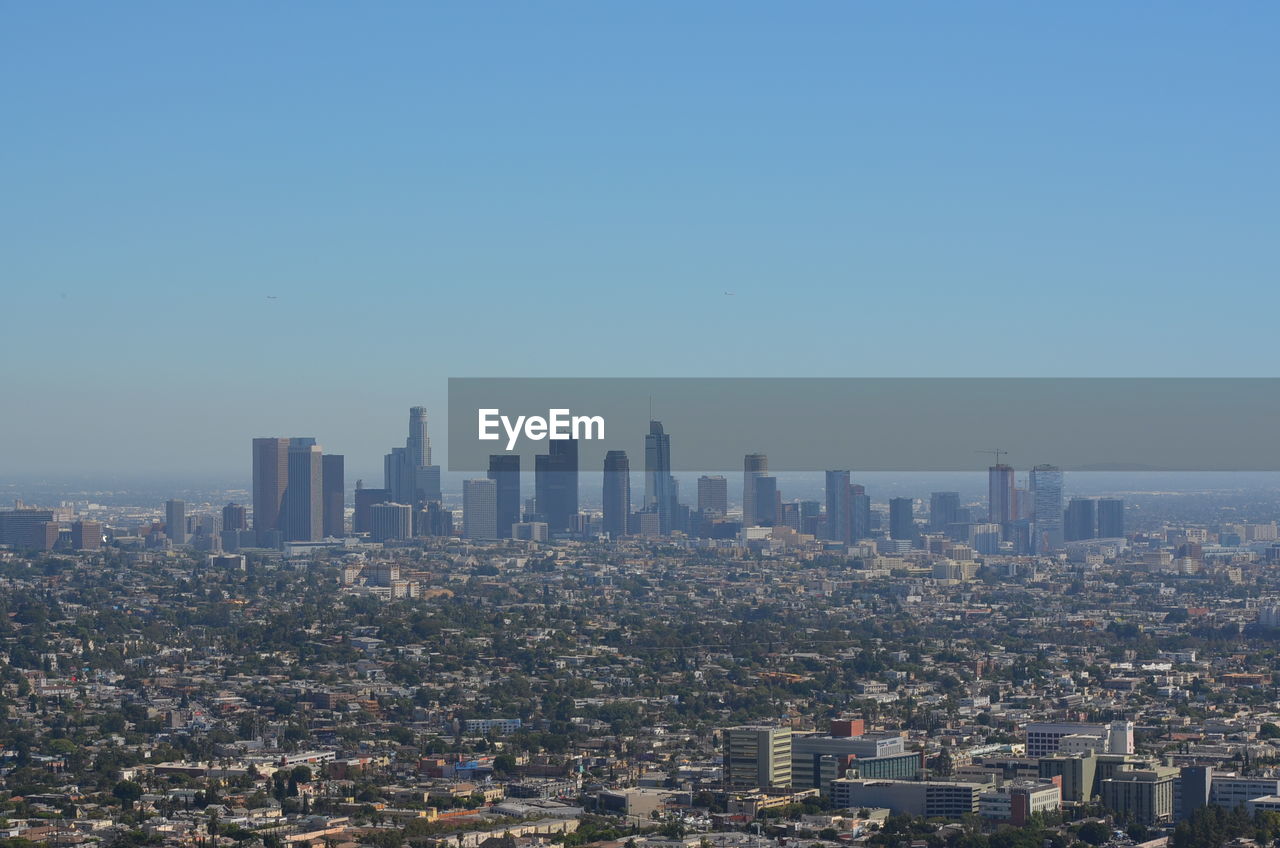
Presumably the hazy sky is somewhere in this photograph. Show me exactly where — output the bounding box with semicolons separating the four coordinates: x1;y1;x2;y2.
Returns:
3;2;1278;477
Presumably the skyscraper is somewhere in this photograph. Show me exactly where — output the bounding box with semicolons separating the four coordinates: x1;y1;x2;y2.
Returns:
322;454;345;538
369;502;412;542
535;438;578;533
285;438;323;542
487;455;521;539
752;475;778;526
825;470;852;544
988;464;1016;525
1065;497;1097;541
851;484;872;540
252;437;289;544
1097;498;1125;538
889;497;916;542
385;406;441;508
929;492;960;532
353;482;391;534
222;502;248;532
602;450;631;538
644;420;677;534
697;475;728;516
1029;464;1064;553
165;499;187;545
463;478;498;540
743;453;768;526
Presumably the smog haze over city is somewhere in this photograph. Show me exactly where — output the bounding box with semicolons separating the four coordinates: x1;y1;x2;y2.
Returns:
3;6;1280;848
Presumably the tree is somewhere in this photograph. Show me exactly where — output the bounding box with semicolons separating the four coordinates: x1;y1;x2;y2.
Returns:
1076;822;1110;846
113;780;143;810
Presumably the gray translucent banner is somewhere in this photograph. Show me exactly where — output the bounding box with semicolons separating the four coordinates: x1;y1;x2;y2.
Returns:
447;378;1280;472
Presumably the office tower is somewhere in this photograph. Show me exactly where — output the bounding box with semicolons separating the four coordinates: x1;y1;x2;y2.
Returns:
353;483;391;534
851;485;872;540
752;475;778;526
988;464;1015;525
644;420;677;534
252;437;289;544
385;406;441;507
165;499;187;545
602;450;631;538
284;438;323;542
463;479;498;540
71;520;102;550
407;405;431;466
535;438;578;532
369;502;412;542
825;470;852;544
743;453;768;526
322;454;344;538
889;497;916;542
1097;498;1125;538
1065;498;1097;541
929;492;960;531
485;455;521;539
421;501;453;537
1029;464;1064;554
725;726;792;790
222;502;248;532
0;507;56;548
698;475;728;516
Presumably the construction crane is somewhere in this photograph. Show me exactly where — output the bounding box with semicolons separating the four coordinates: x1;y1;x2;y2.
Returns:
976;448;1008;466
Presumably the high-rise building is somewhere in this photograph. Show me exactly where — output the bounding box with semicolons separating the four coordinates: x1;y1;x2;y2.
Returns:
1065;498;1096;541
385;406;441;507
1097;498;1125;538
284;438;323;542
222;502;248;532
752;475;778;526
369;502;412;542
1029;464;1064;554
535;438;578;532
743;454;768;526
353;483;391;534
825;470;852;544
725;726;792;790
889;497;916;542
697;475;728;516
0;507;56;549
851;485;872;540
463;478;498;540
989;464;1016;526
487;455;521;539
602;450;631;538
322;454;345;538
165;499;187;545
644;420;677;534
252;437;289;544
71;520;103;550
929;492;960;532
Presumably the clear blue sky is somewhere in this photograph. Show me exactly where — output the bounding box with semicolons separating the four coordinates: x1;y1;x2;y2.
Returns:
2;2;1278;477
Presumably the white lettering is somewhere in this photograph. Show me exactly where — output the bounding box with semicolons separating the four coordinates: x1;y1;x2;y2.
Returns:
502;415;527;451
548;408;571;439
572;414;605;440
479;409;607;450
478;409;500;440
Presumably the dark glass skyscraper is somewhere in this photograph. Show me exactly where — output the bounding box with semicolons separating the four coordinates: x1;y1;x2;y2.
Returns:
889;497;916;541
929;491;960;531
752;474;778;526
322;453;345;538
851;485;872;540
1029;464;1064;553
697;475;728;516
252;437;289;544
1065;497;1097;541
743;453;768;526
644;420;676;534
602;450;631;538
535;438;578;532
988;464;1016;525
1097;497;1125;538
825;470;852;544
487;454;521;539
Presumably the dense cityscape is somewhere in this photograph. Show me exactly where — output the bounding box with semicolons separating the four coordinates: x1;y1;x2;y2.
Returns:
3;406;1280;848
